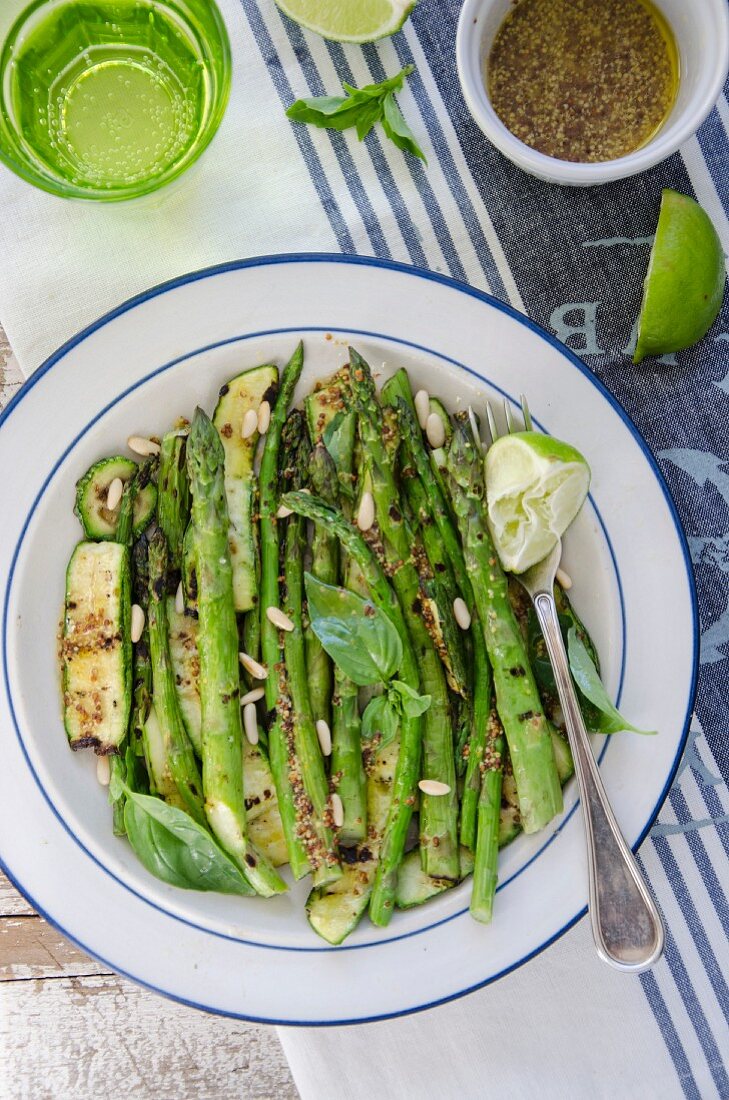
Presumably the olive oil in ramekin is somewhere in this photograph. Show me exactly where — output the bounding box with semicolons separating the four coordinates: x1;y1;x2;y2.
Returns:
487;0;679;163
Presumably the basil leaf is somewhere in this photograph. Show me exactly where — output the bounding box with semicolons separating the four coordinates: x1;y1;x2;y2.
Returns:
322;409;356;486
342;65;412;101
123;789;254;895
286;95;348;120
361;695;400;751
382;92;427;162
286;65;423;160
388;679;431;718
354;99;384;141
567;627;656;735
305;574;402;685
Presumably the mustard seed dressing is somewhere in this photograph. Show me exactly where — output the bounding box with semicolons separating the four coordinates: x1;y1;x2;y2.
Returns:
487;0;679;163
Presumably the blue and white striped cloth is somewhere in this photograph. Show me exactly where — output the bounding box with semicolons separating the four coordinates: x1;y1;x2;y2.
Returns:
0;1;726;1094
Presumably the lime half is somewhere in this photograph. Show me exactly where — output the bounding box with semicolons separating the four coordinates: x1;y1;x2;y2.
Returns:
485;432;591;574
634;190;726;364
273;0;416;42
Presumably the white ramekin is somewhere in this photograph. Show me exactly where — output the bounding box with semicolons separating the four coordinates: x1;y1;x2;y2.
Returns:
456;0;729;186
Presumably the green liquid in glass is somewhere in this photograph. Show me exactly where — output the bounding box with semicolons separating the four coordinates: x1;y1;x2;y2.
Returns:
9;1;219;191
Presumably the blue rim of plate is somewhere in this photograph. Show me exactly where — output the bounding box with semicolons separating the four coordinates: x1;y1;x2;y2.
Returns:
0;253;699;1026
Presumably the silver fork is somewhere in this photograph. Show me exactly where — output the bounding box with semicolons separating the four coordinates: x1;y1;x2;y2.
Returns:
485;397;664;972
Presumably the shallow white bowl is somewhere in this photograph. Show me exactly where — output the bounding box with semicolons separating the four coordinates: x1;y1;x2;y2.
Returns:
0;255;697;1023
456;0;729;185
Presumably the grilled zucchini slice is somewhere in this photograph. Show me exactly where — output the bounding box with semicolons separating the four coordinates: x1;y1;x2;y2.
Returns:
213;365;278;612
306;740;399;945
167;597;202;755
396;846;475;909
62;541;132;753
395;805;522;910
75;456;157;541
248;805;287;866
142;703;187;810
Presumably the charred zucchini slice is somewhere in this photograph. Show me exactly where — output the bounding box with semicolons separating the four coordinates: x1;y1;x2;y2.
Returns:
213;365;279;612
75;456;157;541
167;596;202;756
62;540;132;753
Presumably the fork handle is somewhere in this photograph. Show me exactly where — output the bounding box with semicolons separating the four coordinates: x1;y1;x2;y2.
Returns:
533;591;664;971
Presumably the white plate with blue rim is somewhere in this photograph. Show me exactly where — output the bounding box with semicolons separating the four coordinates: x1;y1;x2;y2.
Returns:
0;254;697;1025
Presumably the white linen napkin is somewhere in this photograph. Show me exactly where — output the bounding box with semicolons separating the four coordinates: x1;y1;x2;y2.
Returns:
279;918;681;1100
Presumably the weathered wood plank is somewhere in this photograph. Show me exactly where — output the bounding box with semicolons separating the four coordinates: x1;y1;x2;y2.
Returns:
0;974;298;1099
0;327;22;406
0;872;35;917
0;318;30;927
0;915;109;981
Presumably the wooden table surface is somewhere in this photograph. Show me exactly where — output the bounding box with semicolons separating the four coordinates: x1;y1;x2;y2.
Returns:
0;332;298;1100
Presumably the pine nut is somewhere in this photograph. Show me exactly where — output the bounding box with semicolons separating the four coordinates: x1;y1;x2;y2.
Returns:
243;703;259;745
331;792;344;828
426;413;446;449
106;477;124;512
418;779;451;796
257;400;271;435
175;581;184;615
266;606;295;632
130;604;145;644
414;389;430;430
241;687;265;705
241;408;258;439
316;719;332;757
453;597;471;630
239;652;268;680
357;490;375;532
96;756;111;786
556;567;573;590
127;435;161;457
277;503;294;519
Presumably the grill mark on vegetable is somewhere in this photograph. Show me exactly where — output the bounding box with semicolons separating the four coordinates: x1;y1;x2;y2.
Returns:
262;382;279;407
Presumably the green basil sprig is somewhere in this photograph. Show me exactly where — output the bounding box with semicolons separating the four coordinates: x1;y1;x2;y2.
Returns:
286;65;426;162
305;574;403;685
567;627;656;736
362;680;431;752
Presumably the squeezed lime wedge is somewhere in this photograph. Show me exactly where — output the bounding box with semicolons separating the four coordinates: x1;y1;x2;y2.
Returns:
485;432;590;574
634;190;726;364
273;0;416;42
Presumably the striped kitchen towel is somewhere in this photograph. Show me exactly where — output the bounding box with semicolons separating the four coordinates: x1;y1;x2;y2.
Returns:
0;0;727;1095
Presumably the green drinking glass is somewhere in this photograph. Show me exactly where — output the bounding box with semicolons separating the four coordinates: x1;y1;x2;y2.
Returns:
0;0;231;200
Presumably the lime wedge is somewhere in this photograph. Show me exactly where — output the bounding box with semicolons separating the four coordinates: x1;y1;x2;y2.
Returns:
485;432;590;574
634;190;726;364
273;0;416;42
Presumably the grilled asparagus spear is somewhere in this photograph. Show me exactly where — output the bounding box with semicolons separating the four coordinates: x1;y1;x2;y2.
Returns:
146;530;206;826
349;349;459;888
187;407;286;898
258;342;311;880
280;413;341;886
445;414;562;835
283;489;425;927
